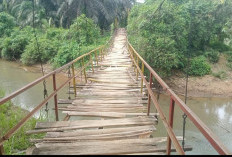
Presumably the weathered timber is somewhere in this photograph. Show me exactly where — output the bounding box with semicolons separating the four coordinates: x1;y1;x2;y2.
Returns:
62;111;158;118
58;99;74;104
44;125;156;138
31;137;184;155
30;131;153;143
27;117;157;134
27;28;193;155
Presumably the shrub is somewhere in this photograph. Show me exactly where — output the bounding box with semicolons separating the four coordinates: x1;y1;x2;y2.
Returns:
21;38;58;65
52;41;80;67
189;56;211;76
0;88;45;155
70;14;100;45
212;71;227;80
0;12;16;37
0;26;34;60
210;40;232;52
204;50;220;63
45;28;67;41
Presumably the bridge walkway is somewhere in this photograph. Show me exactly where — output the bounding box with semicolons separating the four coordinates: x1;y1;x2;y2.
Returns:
26;29;184;155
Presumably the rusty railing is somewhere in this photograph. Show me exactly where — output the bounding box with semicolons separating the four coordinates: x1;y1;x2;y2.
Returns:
0;37;114;154
127;42;231;155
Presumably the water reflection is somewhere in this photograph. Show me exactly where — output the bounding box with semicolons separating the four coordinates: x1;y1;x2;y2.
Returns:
0;60;68;120
151;95;232;155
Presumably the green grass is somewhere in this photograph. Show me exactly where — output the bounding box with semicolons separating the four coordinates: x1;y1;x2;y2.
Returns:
0;88;45;155
212;71;227;80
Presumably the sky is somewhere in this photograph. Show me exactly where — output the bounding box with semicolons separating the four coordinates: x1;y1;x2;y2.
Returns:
136;0;145;3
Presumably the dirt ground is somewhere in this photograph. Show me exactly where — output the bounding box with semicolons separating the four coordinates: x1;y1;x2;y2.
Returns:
165;55;232;98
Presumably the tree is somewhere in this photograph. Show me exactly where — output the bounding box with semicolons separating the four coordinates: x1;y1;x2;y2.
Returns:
0;12;16;37
3;0;134;29
127;0;232;77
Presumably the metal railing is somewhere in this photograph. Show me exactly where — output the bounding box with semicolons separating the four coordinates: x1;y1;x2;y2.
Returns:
0;30;230;155
127;42;231;155
0;34;114;154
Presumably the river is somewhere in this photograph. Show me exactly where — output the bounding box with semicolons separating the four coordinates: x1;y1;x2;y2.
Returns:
0;59;231;155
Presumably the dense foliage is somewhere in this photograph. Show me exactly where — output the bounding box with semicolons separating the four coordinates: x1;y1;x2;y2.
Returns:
0;0;134;30
0;13;109;67
0;12;16;37
128;0;232;77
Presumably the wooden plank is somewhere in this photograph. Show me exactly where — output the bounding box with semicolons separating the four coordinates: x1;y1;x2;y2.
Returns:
31;131;153;142
27;117;157;134
72;99;148;104
57;107;146;113
74;91;145;97
66;105;146;110
73;93;147;98
58;99;74;104
76;86;144;91
35;117;156;129
32;137;183;155
45;125;156;138
71;83;144;88
88;78;139;84
63;111;158;118
71;103;145;107
77;88;143;92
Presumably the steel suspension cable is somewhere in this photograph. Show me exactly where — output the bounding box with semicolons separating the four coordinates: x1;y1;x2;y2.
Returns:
182;0;195;151
32;0;49;119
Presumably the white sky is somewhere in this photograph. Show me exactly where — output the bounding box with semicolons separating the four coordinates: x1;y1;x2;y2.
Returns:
136;0;145;3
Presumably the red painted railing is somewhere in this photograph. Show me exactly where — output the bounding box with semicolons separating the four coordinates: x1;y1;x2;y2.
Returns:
127;42;231;155
0;44;110;155
0;31;230;155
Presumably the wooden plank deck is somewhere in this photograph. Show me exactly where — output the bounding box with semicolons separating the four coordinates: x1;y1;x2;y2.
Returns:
27;28;186;155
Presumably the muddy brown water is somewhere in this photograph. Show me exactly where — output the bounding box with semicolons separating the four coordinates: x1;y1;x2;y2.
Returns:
0;59;232;155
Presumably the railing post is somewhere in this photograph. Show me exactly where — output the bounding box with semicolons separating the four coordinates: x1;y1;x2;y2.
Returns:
100;48;103;62
136;56;139;81
147;72;153;116
0;145;4;155
129;47;136;72
132;51;136;73
95;51;98;66
90;54;94;73
102;47;105;59
82;58;87;83
52;74;59;121
166;98;175;155
141;62;144;93
71;64;77;97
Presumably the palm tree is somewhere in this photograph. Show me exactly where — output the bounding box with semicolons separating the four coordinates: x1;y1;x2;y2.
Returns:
8;0;48;28
43;0;134;29
2;0;135;29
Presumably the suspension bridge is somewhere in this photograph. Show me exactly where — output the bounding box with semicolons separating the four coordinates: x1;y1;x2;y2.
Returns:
0;28;231;155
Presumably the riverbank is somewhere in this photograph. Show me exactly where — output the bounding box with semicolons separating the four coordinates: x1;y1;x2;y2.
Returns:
166;55;232;98
2;54;232;99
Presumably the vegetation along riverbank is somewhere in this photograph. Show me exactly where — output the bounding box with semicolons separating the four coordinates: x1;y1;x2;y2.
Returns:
1;0;232;97
127;0;232;97
0;88;45;155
